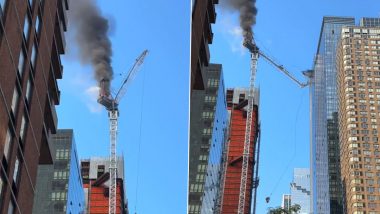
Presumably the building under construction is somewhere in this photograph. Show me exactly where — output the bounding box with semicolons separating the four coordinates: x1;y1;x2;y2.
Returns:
220;88;260;214
81;157;128;214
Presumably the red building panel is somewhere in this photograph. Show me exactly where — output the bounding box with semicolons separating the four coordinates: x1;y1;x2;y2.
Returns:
221;105;258;214
84;180;125;214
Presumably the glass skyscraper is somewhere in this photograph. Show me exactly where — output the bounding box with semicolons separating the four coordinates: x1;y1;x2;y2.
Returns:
201;64;228;214
189;64;228;214
309;16;354;214
32;129;85;214
291;168;311;214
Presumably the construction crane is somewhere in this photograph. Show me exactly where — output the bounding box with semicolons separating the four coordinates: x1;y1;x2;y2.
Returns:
235;40;307;214
97;49;148;214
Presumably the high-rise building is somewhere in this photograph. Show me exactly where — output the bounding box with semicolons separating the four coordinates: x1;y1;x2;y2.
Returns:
308;16;354;214
281;194;291;210
191;0;218;91
220;88;260;214
81;157;128;214
189;64;228;214
0;0;68;213
290;168;311;214
32;129;85;214
337;19;380;214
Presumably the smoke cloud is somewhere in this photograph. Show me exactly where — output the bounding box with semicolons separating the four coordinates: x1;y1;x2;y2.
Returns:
224;0;257;43
70;0;113;94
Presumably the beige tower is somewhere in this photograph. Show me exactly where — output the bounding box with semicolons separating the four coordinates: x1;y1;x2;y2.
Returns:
337;23;380;214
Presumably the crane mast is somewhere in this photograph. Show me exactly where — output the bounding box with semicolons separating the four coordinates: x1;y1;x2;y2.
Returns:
236;40;258;214
109;109;118;214
98;50;148;214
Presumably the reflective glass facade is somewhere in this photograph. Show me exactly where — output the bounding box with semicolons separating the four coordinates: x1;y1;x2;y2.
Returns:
310;16;354;214
201;65;228;214
66;135;85;214
189;64;228;214
32;129;85;214
291;168;311;214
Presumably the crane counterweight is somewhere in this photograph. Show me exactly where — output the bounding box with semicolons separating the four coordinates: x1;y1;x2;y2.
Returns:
98;79;118;110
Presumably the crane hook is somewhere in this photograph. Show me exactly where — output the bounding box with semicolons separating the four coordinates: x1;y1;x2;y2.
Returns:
265;196;270;203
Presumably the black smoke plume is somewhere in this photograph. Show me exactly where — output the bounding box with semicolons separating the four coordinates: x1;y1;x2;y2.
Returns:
70;0;113;94
224;0;257;43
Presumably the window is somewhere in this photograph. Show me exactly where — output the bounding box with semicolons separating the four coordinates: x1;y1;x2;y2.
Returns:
195;174;205;182
350;157;360;162
7;200;14;214
18;48;25;76
368;203;377;209
23;14;30;40
202;128;211;135
20;115;27;142
353;202;364;208
3;129;11;160
352;194;363;200
97;165;105;178
367;179;375;185
189;183;203;193
64;149;69;159
368;195;377;200
12;158;19;182
35;14;41;35
197;164;206;173
351;179;362;184
11;87;19;114
0;175;3;198
25;77;32;103
31;43;37;69
204;96;216;103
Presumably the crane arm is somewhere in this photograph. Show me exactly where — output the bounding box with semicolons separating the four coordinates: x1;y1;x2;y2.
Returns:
258;51;308;88
243;41;308;88
114;49;149;103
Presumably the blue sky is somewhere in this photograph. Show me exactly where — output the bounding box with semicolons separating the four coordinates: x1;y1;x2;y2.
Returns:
57;0;189;213
210;0;380;213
